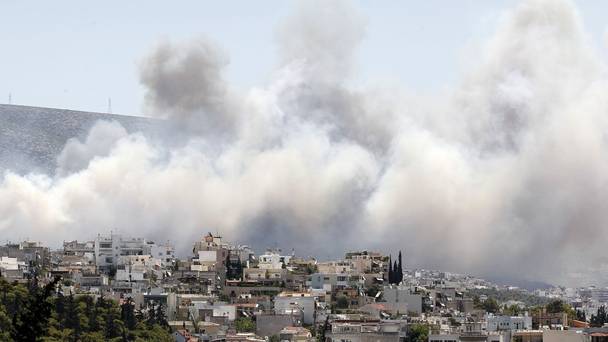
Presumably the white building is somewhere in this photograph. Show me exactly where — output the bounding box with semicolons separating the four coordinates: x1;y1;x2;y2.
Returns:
94;233;174;273
0;256;24;271
310;273;350;291
150;244;175;268
317;261;352;274
274;292;315;325
258;250;291;270
486;314;532;331
191;250;220;272
382;286;423;314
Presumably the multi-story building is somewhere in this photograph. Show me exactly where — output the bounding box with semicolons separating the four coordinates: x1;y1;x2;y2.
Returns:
487;314;532;331
0;241;50;271
258;250;292;270
93;233;174;273
0;256;26;280
382;286;423;315
274;291;316;325
326;319;407;342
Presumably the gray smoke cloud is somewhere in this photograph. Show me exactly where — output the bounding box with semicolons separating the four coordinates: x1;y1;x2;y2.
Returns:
1;0;608;286
140;37;241;137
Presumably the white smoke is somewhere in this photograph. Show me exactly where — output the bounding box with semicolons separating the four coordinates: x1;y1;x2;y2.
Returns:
1;0;608;285
56;120;129;176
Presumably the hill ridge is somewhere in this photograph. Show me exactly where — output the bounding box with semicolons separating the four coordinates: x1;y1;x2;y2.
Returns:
0;104;159;175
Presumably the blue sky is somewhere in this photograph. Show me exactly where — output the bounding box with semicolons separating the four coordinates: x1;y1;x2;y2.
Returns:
0;0;606;115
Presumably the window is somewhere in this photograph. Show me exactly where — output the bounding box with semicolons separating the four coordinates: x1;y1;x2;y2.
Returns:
105;257;113;263
100;243;111;249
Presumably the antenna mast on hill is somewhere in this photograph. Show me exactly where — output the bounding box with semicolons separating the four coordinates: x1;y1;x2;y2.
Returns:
8;93;11;105
108;97;112;114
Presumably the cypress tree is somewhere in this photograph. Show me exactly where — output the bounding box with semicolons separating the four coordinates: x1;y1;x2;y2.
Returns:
388;255;393;284
397;250;403;283
10;276;61;341
156;303;169;329
393;260;398;284
121;297;137;330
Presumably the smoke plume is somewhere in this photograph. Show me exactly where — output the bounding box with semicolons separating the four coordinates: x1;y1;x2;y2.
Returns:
1;0;608;285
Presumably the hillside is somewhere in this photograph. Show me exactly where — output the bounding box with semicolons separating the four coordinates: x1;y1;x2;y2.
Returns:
0;104;160;175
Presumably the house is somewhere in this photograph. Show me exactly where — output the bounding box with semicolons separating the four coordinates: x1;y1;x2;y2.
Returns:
486;314;532;331
532;311;568;329
258;250;291;270
279;326;313;342
326;319;406;342
274;292;316;325
0;256;26;280
310;273;350;291
173;329;200;342
94;233;173;274
382;286;423;314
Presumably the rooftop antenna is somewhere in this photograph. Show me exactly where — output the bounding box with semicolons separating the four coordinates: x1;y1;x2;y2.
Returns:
107;97;112;114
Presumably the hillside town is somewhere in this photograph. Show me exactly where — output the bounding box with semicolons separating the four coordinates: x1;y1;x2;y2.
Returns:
2;233;608;342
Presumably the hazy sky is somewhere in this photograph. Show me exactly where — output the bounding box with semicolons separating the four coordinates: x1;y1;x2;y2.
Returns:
1;1;606;115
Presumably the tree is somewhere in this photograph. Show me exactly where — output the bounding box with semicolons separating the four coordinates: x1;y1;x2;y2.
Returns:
483;298;500;314
1;279;173;341
11;275;62;341
145;302;157;326
336;296;349;309
591;306;607;327
393;260;399;283
388;255;393;284
503;304;521;316
155;302;169;329
576;309;586;322
397;251;403;283
546;300;565;313
407;324;429;342
120;297;137;330
235;317;255;332
316;315;329;342
64;293;83;340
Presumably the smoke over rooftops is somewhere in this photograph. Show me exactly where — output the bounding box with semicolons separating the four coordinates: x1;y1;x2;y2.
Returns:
1;0;608;286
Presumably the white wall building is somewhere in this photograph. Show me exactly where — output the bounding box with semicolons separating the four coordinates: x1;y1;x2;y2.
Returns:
274;292;315;325
0;256;25;271
486;314;532;331
310;273;350;291
94;233;174;273
382;286;423;314
258;250;291;270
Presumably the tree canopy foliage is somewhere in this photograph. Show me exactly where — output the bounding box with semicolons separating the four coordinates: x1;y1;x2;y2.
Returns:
0;277;173;341
234;317;255;333
469;288;550;307
406;324;429;342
